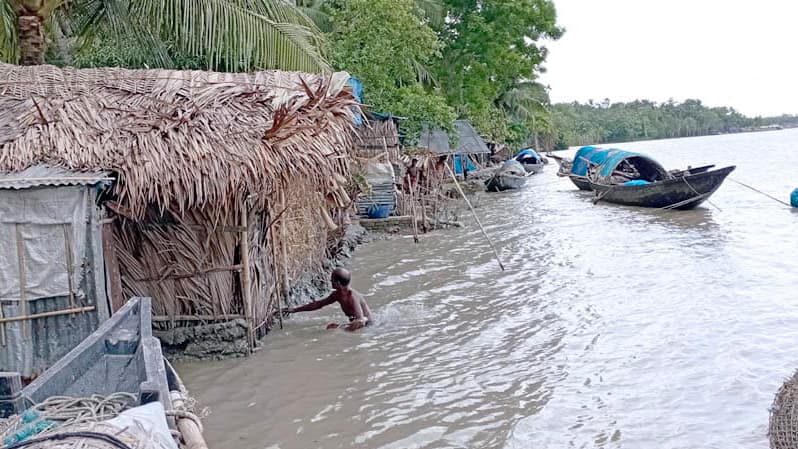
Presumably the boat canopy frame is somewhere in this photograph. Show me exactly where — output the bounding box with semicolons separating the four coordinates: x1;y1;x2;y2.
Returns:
571;147;670;184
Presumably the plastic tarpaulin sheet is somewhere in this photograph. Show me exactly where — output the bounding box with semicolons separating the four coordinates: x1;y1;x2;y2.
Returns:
0;185;95;377
516;148;542;161
454;155;477;174
348;77;364;126
0;186;88;302
593;149;658;178
570;146;603;176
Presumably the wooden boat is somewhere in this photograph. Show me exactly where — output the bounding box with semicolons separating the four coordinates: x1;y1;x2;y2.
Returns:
485;160;528;192
580;149;735;209
0;298;207;448
588;166;735;209
514;148;548;174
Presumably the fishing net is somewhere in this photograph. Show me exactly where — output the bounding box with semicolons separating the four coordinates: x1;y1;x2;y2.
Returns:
770;369;798;449
0;393;178;449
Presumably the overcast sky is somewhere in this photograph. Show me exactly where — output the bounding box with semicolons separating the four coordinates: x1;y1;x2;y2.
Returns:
539;0;798;117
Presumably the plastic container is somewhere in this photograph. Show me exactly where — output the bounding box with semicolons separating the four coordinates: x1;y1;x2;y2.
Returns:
367;204;391;219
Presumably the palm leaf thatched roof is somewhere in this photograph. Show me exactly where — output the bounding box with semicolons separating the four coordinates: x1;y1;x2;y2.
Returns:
0;63;359;219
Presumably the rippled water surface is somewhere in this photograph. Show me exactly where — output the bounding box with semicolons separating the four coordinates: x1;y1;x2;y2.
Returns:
179;130;798;449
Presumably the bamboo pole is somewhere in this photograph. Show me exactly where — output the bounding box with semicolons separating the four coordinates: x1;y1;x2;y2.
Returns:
240;205;254;353
101;223;125;313
0;306;95;324
163;358;209;449
152;314;245;322
63;224;76;312
278;191;290;330
170;392;208;449
445;164;506;271
15;225;29;339
409;181;420;244
0;287;5;345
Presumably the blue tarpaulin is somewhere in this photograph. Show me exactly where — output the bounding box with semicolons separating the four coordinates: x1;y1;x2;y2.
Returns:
570;147;669;182
515;148;543;162
454;154;477;174
348;77;364;126
570;146;603;176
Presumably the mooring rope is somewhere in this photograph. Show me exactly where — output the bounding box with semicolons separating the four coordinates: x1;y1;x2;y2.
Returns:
680;176;722;211
662;193;709;210
730;178;792;207
0;393;136;445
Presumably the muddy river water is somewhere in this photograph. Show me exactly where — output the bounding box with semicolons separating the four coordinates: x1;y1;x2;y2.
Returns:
179;129;798;449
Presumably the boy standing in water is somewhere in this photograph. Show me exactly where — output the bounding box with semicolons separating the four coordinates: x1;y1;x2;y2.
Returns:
285;268;372;331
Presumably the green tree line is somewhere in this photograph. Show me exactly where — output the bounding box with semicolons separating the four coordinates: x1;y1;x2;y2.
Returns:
548;99;798;149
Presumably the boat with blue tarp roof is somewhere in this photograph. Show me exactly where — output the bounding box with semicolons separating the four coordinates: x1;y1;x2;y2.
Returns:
551;146;735;209
514;148;549;174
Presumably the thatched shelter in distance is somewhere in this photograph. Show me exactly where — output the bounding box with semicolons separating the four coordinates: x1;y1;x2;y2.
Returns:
418;119;491;172
0;63;359;362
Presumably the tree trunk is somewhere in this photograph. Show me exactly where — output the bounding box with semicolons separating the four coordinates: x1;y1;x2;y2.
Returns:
18;13;45;66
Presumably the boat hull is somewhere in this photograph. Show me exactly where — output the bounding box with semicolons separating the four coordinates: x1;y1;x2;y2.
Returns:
485;174;527;192
588;166;735;209
569;175;592;191
521;162;545;174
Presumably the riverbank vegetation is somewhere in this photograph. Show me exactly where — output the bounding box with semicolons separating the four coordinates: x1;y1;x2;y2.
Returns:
549;99;798;149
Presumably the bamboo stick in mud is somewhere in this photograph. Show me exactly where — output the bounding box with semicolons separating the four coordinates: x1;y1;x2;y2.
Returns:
240;205;254;352
445;164;506;271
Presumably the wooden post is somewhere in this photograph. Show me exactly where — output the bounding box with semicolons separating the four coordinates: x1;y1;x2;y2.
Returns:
102;223;124;313
62;224;76;312
0;306;95;324
14;225;28;339
445;164;506;271
240;206;254;352
170;391;209;449
0;297;6;346
278;191;290;330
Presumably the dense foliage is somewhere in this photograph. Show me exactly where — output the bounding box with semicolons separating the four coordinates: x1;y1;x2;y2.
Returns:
435;0;562;143
328;0;455;140
548;99;798;149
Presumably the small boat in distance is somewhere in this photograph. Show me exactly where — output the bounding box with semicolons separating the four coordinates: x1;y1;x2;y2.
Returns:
553;147;735;209
514;148;549;174
485;160;528;192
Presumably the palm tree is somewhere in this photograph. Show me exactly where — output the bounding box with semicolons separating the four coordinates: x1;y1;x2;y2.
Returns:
498;80;551;149
296;0;444;30
0;0;329;72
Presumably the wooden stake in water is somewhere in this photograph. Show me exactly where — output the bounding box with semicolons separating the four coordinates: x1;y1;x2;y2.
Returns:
445;164;506;271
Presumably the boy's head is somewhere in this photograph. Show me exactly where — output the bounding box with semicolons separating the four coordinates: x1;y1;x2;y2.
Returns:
331;268;351;289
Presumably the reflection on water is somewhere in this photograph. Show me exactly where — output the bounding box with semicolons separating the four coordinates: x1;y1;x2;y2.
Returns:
179;129;798;449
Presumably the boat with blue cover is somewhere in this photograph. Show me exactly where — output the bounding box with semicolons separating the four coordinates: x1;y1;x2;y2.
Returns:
514;148;548;174
553;146;735;209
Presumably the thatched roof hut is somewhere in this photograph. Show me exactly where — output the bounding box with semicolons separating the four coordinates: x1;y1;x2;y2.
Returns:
0;63;359;356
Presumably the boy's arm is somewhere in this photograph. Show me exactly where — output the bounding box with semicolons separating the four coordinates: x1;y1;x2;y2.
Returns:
287;294;336;314
344;298;367;331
